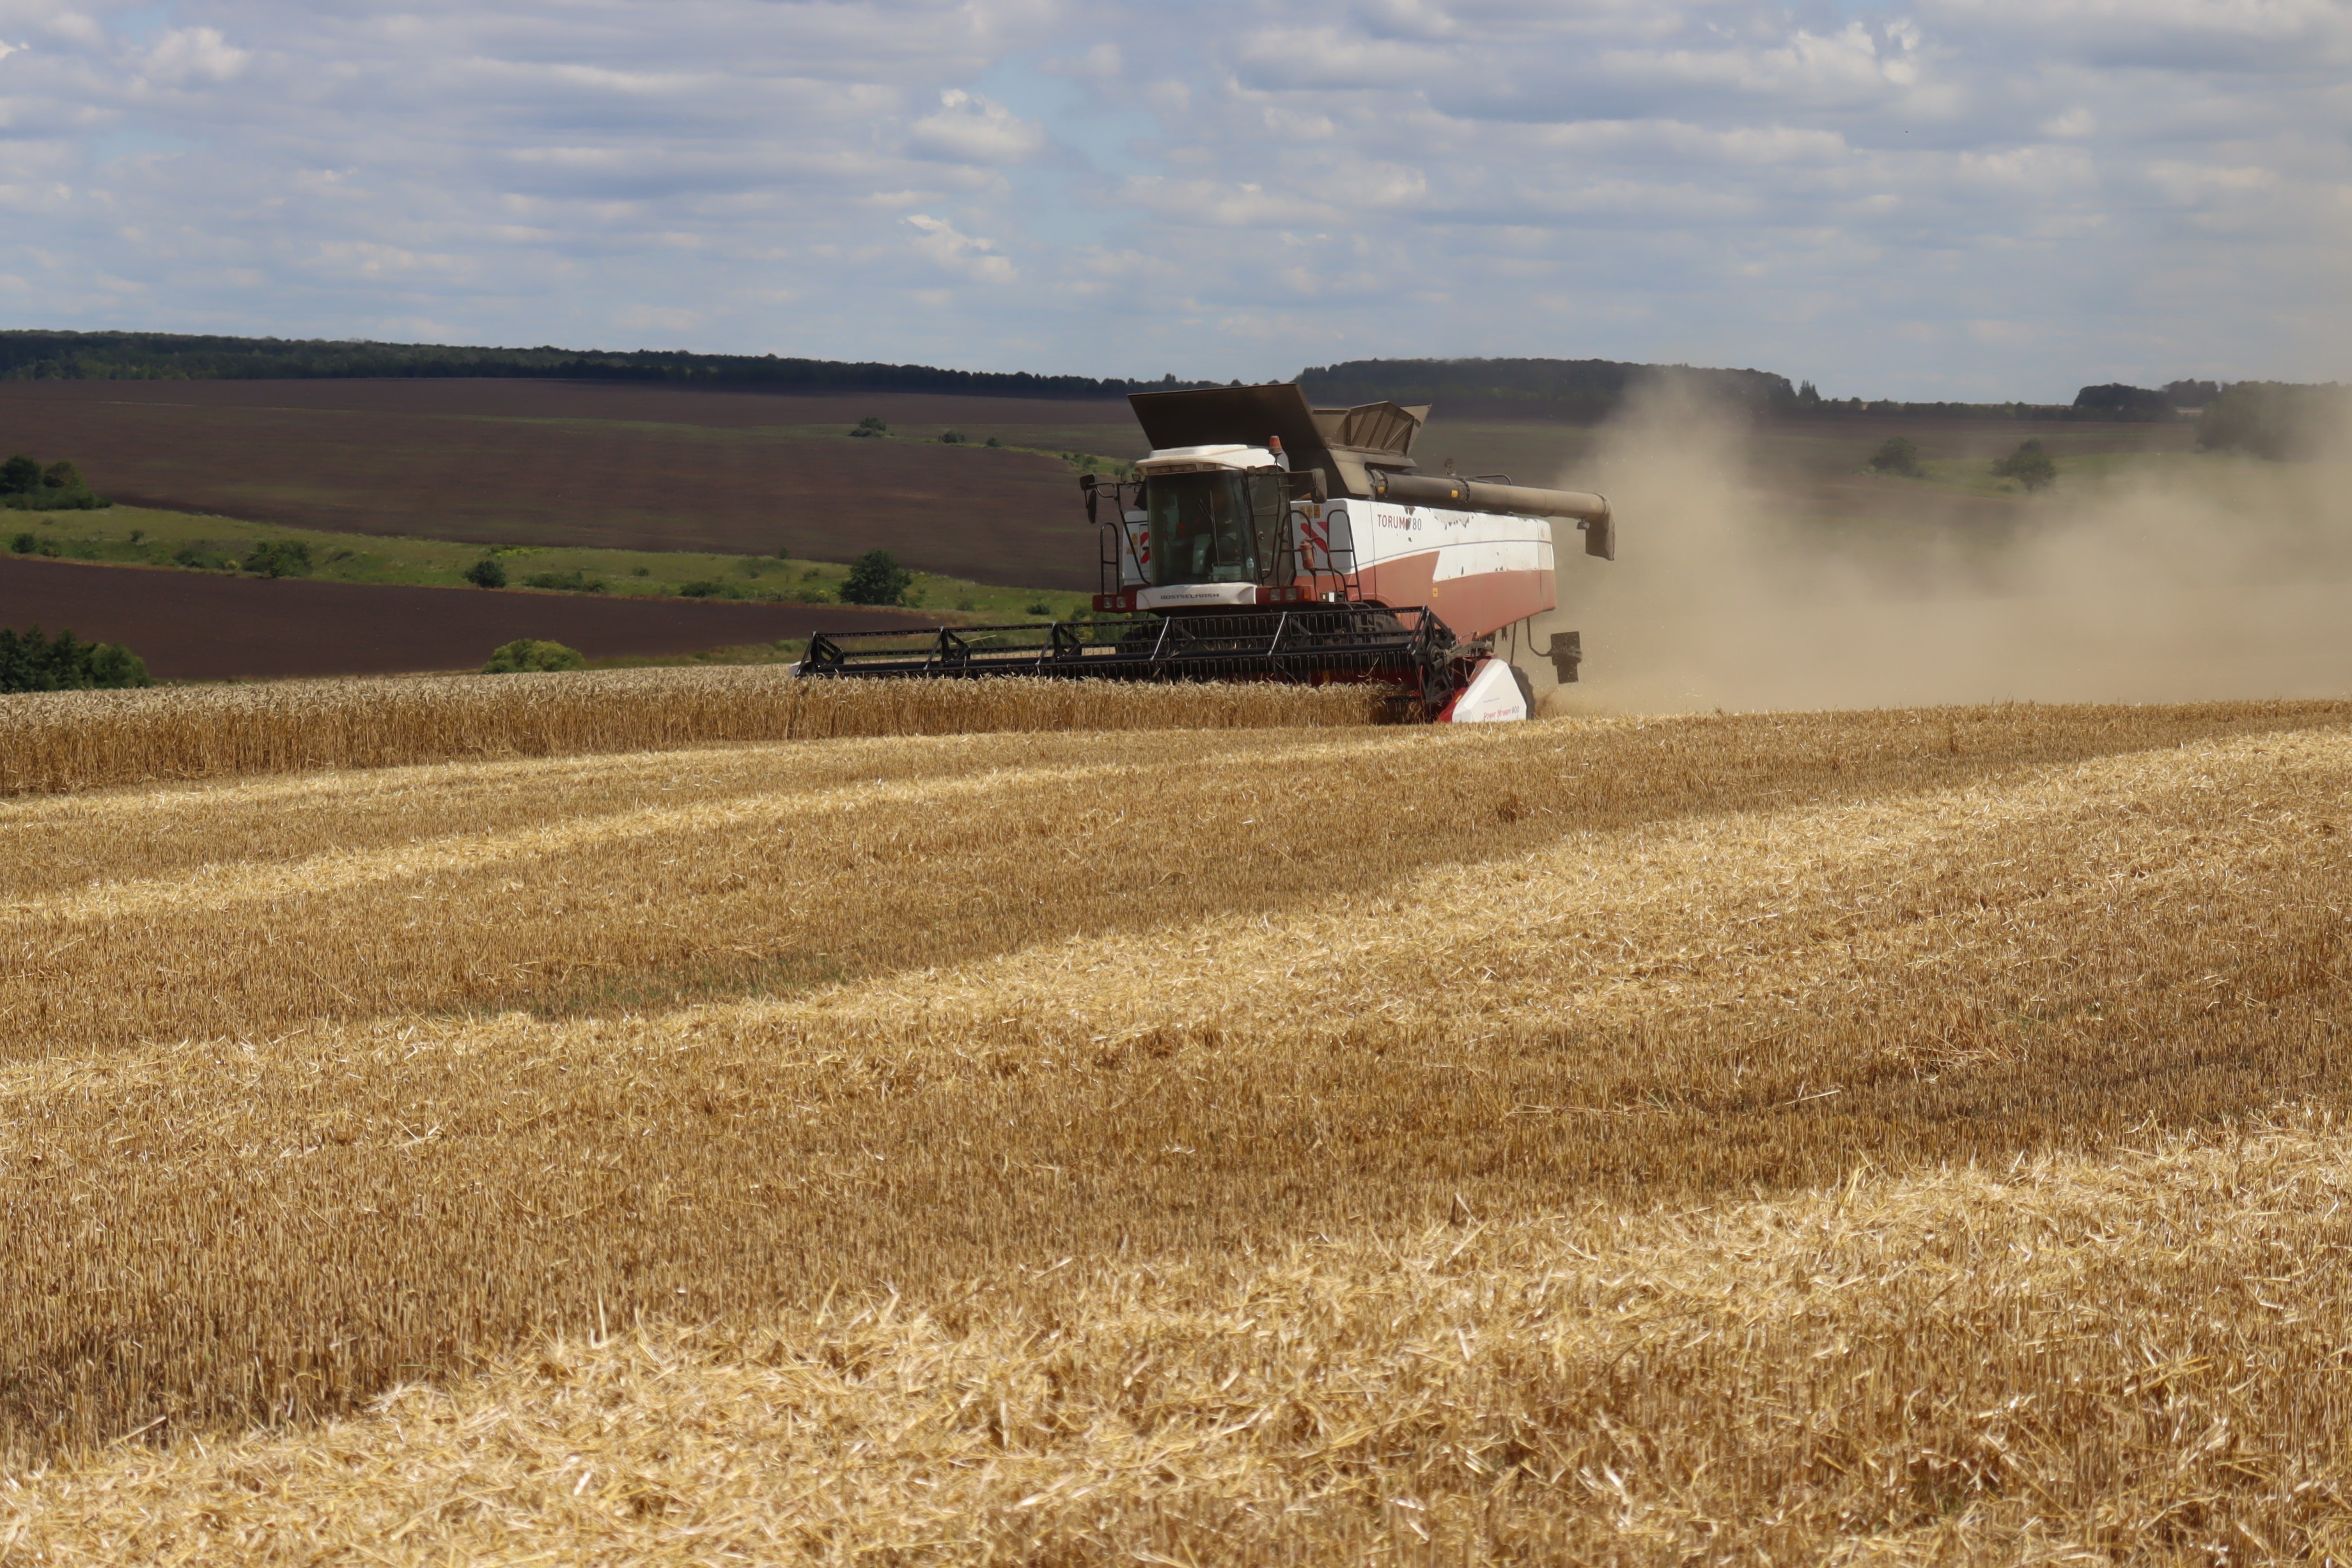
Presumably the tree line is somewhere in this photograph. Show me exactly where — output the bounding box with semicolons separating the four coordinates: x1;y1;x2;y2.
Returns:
0;331;1203;400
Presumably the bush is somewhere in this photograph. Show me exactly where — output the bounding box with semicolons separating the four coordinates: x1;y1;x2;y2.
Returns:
481;639;585;674
522;569;607;593
0;452;104;510
849;416;887;438
0;624;152;692
3;488;104;511
1991;439;2059;492
1025;601;1054;617
8;531;34;555
839;548;912;606
676;579;736;600
939;430;964;445
985;435;1002;448
464;555;508;589
1867;437;1922;477
173;542;236;571
241;539;313;578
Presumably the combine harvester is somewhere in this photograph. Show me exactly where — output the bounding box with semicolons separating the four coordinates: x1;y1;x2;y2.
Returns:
797;382;1613;720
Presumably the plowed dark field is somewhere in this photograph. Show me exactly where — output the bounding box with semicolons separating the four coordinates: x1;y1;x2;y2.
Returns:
0;381;1142;589
0;557;936;679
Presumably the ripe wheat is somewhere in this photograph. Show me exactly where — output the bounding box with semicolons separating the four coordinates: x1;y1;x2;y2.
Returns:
0;669;1387;795
3;696;2350;1560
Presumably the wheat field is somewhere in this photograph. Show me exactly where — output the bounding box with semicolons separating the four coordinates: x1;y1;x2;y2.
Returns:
0;669;1387;796
4;690;2352;1561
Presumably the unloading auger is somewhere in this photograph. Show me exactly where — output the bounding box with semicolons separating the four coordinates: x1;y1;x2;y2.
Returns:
795;382;1614;720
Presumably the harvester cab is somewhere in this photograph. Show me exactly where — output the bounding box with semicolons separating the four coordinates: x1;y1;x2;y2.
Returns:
798;382;1614;722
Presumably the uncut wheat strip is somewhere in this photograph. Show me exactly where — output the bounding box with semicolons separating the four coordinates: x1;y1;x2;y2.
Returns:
0;729;1422;928
5;1114;2349;1563
0;672;1385;796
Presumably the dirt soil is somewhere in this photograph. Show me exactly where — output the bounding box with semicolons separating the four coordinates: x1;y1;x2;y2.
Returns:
0;557;938;680
0;381;1142;589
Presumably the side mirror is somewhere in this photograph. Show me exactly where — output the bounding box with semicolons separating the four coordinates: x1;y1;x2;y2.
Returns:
1080;472;1099;525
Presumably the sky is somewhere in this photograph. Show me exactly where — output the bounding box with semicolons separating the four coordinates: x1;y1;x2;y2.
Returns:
0;0;2344;400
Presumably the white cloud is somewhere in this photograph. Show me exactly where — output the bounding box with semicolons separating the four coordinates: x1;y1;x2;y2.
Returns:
139;26;247;84
903;212;1015;281
907;89;1046;164
0;0;2323;393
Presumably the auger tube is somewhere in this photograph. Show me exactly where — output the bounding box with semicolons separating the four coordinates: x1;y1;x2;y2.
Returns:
1368;472;1614;559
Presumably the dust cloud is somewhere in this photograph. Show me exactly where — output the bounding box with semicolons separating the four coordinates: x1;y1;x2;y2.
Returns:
1532;385;2352;714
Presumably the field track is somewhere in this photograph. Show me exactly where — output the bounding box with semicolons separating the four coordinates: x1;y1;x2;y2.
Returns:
0;556;939;680
5;694;2352;1559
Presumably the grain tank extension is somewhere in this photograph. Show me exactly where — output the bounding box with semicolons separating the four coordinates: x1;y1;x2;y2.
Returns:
797;382;1614;721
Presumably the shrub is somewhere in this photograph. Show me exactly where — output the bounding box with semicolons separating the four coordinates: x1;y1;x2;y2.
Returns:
940;430;964;445
850;416;887;438
775;545;791;560
40;460;80;489
174;543;236;571
481;639;585;674
522;570;607;593
676;579;735;600
0;624;151;692
241;539;313;578
465;556;509;589
1991;439;2059;492
985;435;1002;448
1867;437;1922;477
8;532;33;555
0;454;41;494
840;548;913;606
1025;601;1054;617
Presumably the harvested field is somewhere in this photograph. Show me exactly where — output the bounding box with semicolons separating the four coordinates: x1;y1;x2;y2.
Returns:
0;381;1136;587
0;670;1383;795
0;556;940;681
6;694;2352;1560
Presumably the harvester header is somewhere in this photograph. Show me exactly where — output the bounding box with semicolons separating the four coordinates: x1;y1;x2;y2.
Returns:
798;381;1616;722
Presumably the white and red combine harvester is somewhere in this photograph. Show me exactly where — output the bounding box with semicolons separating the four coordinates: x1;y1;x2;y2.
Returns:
798;382;1613;720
